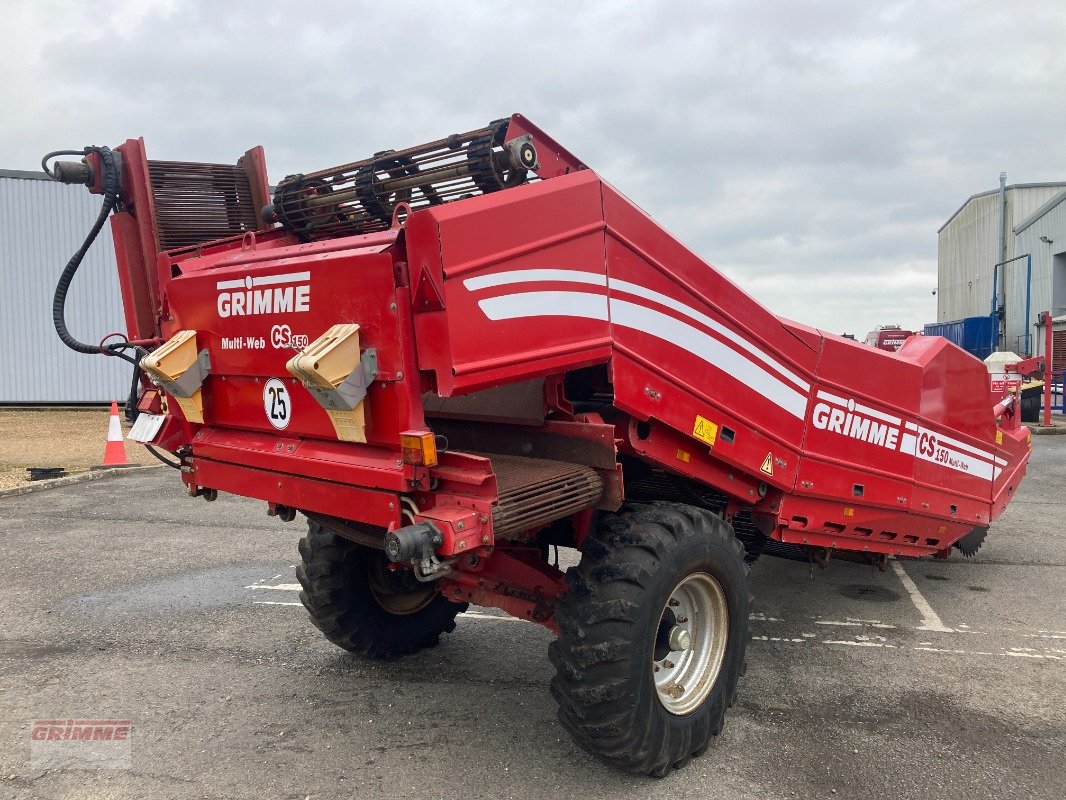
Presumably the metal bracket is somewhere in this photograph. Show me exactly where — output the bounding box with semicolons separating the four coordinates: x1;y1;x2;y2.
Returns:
504;133;540;171
154;349;210;398
302;348;378;411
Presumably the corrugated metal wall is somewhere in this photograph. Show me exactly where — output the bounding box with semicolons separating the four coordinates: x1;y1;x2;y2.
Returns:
937;191;999;322
1014;194;1066;357
0;172;131;402
937;184;1066;354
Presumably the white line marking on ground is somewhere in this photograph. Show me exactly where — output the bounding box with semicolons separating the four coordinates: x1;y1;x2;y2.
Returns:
846;618;896;628
254;600;302;606
461;611;525;623
890;560;953;632
814;620;863;627
246;583;302;591
1003;652;1062;660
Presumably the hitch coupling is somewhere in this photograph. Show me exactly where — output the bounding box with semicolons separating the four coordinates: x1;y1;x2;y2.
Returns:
384;521;452;582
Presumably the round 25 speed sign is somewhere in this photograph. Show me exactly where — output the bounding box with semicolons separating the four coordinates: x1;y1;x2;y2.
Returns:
263;378;292;430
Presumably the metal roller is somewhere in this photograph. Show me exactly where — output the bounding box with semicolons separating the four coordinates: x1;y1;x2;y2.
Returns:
268;118;539;241
488;454;604;540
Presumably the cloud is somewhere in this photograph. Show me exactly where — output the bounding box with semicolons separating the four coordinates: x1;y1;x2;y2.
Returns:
4;0;1065;337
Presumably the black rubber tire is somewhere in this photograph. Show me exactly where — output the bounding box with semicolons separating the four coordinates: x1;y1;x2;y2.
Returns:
549;503;750;777
296;520;466;659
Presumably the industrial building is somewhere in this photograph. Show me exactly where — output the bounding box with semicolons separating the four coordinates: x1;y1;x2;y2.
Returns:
937;175;1066;368
0;169;129;403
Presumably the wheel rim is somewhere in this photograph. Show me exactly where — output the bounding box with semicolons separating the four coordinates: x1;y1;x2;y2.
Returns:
367;557;436;615
652;571;729;715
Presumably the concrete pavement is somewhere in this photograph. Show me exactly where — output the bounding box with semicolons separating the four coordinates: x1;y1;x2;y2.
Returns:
1;438;1063;799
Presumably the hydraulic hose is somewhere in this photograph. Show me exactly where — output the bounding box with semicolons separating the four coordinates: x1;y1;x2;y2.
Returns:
45;147;177;456
145;444;182;469
45;146;140;367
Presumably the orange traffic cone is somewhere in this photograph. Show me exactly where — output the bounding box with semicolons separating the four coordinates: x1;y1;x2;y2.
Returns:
102;401;128;466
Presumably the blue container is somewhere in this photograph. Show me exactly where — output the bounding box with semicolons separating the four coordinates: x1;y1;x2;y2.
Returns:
923;316;996;361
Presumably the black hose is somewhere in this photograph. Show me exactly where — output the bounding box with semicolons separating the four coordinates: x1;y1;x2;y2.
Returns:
40;149;90;179
125;362;142;423
145;444;182;469
48;146;139;363
46;147;182;470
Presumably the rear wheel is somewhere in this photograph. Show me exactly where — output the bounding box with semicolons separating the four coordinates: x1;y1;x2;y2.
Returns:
296;520;466;659
549;503;750;776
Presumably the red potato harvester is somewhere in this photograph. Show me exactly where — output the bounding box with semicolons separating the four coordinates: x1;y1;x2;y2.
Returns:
45;115;1035;776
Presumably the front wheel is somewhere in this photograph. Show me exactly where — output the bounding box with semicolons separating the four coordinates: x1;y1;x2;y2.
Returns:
549;503;750;776
296;520;467;659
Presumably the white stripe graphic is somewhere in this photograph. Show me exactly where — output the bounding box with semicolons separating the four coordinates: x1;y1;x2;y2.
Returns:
816;389;903;426
909;424;998;466
463;269;810;394
253;271;311;287
914;444;995;481
474;290;807;418
464;269;606;290
609;299;808;418
610;279;811;393
477;290;609;322
215;271;310;291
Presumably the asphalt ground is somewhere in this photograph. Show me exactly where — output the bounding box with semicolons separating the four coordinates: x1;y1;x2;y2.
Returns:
0;438;1063;799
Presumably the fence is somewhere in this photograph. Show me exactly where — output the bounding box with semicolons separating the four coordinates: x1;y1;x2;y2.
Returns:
1042;370;1065;416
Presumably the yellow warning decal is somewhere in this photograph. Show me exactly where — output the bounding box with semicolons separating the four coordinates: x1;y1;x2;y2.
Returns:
760;452;774;476
692;415;718;446
995;430;1003;445
676;449;691;463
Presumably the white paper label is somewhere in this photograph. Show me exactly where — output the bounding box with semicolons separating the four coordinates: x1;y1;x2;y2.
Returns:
127;413;166;443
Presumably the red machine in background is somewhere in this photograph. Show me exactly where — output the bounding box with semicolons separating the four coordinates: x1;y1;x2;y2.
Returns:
46;115;1031;776
864;324;916;351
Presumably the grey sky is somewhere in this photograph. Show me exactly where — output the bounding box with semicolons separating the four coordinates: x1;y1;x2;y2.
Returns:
5;0;1065;337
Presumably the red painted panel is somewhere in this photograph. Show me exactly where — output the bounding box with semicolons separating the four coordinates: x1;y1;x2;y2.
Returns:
606;236;808;463
163;249;422;446
420;172;612;394
192;457;402;528
191;426;407;492
600;182;821;373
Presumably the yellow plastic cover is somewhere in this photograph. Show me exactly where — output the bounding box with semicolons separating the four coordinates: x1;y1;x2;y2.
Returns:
286;324;368;443
139;330;205;424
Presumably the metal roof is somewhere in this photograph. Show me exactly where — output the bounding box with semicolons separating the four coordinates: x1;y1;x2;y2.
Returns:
938;182;1066;233
0;169;51;181
1013;189;1066;235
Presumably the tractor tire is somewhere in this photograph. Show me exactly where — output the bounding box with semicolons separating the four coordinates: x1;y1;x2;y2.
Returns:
549;503;750;776
296;520;466;659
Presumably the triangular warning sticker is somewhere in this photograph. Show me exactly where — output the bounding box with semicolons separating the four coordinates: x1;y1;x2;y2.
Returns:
760;452;774;476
